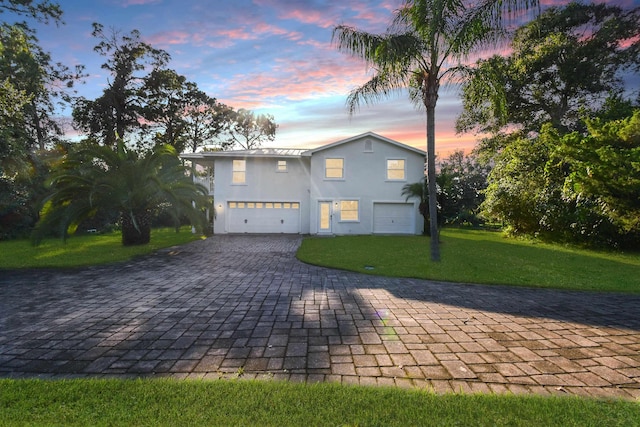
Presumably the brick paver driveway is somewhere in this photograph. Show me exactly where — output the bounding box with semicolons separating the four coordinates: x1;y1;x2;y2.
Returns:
1;235;639;400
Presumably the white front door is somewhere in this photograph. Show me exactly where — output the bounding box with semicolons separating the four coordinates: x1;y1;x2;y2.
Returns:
318;201;332;233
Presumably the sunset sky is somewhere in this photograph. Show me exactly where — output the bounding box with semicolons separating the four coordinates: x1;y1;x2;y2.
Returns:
12;0;640;154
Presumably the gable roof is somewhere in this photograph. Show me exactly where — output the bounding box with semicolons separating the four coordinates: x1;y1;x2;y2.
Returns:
180;132;425;160
301;132;425;157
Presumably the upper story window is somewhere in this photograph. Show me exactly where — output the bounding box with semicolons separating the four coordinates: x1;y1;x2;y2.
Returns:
386;159;406;180
276;160;287;172
325;158;344;179
232;159;246;184
340;200;359;221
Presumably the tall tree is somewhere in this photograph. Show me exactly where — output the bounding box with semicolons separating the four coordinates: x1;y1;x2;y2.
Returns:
0;0;84;239
0;0;72;159
457;3;640;248
0;0;62;24
0;24;83;151
457;2;640;137
225;108;277;150
140;70;232;153
139;68;193;150
33;140;209;246
182;90;232;153
333;0;538;261
73;23;170;146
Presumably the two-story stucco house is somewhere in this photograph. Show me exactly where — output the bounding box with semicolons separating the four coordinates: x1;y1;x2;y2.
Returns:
181;132;426;235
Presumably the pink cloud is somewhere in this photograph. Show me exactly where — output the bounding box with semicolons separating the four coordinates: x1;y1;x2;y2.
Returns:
216;27;257;41
619;35;639;49
120;0;161;6
297;39;329;49
178;20;303;50
254;22;304;41
218;54;373;106
279;9;337;29
145;30;191;46
348;2;395;28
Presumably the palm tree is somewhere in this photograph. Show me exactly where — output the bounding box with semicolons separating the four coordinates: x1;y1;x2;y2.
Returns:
32;140;209;245
402;179;429;234
333;0;538;261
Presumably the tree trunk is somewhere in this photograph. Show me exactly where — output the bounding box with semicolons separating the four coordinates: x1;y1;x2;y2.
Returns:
121;210;151;245
425;99;440;261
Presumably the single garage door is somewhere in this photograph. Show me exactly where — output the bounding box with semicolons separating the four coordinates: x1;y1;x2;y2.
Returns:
228;201;300;233
373;202;414;234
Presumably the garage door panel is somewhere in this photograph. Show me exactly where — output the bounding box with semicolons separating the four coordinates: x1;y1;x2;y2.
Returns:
228;202;300;233
373;203;414;234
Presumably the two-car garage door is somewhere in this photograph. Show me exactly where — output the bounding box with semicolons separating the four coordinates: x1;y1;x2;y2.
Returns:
227;201;300;233
372;202;415;234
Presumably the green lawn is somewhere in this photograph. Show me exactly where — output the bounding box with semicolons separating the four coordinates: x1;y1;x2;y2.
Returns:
0;227;203;269
1;379;638;426
1;228;639;424
297;228;640;293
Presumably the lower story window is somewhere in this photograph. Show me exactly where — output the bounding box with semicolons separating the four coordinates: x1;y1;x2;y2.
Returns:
340;200;359;221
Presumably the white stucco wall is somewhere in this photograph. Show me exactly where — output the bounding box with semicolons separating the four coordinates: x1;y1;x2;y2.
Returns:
213;156;311;234
308;135;425;235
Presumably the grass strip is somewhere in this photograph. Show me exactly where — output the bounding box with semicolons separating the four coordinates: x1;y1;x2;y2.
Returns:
1;378;638;426
297;228;640;293
0;227;202;269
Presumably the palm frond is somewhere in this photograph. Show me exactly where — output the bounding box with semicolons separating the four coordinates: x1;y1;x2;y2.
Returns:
32;140;209;245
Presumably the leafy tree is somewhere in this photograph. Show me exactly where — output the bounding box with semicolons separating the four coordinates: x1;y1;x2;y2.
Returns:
480;128;558;235
1;24;83;151
0;0;62;24
333;0;538;261
402;150;489;232
73;23;170;146
457;2;640;136
182;90;232;153
481;110;640;249
459;3;640;248
0;1;83;239
0;73;30;176
73;24;235;154
225;108;277;150
32;140;209;246
140;68;193;150
140;71;232;153
555;111;640;248
438;150;489;226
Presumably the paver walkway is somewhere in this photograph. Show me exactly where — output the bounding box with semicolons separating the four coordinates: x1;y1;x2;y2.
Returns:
1;235;639;400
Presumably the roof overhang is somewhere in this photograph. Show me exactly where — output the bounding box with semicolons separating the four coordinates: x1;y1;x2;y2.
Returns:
179;132;426;160
301;132;425;157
